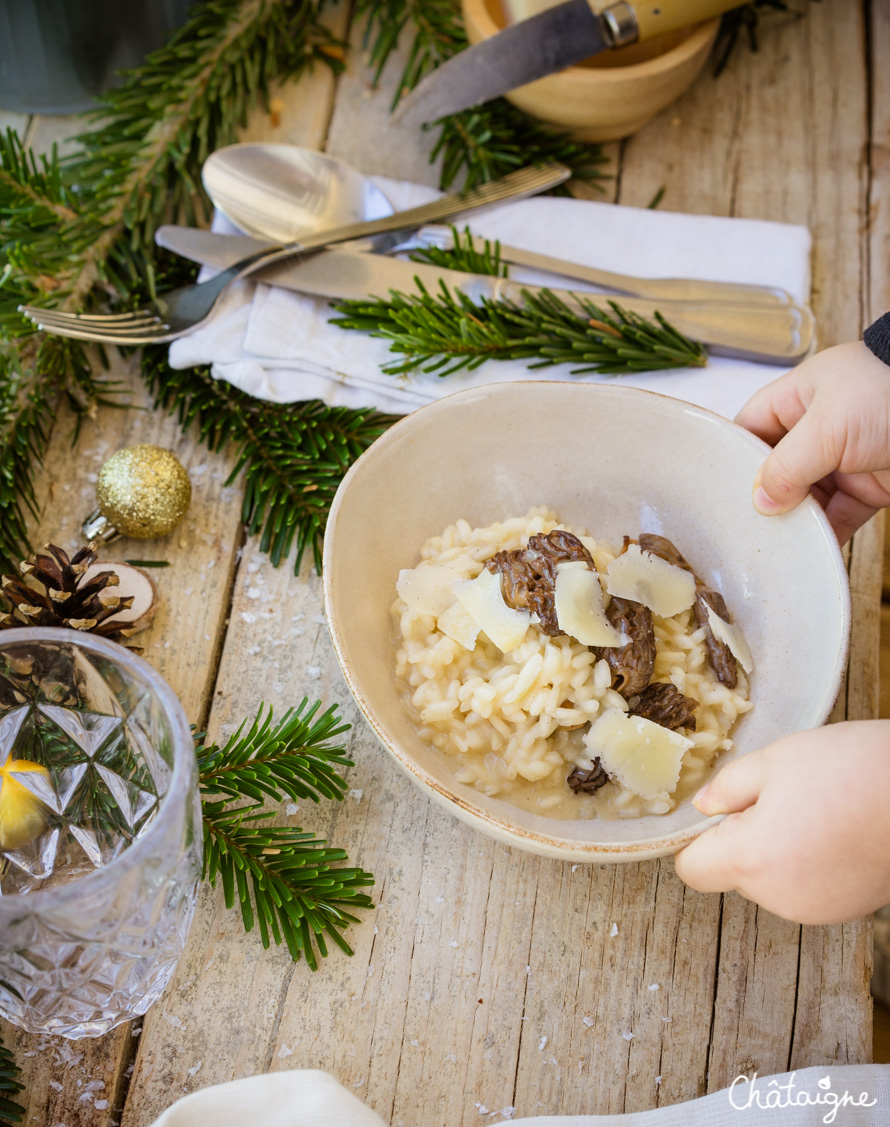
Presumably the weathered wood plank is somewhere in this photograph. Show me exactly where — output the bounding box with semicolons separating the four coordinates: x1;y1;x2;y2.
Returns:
4;360;243;1127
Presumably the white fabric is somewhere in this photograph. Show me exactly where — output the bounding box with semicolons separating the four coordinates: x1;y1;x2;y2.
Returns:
148;1065;890;1126
168;178;812;420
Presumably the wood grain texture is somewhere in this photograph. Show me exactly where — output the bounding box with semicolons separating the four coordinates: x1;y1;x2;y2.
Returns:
3;0;884;1122
4;364;244;1127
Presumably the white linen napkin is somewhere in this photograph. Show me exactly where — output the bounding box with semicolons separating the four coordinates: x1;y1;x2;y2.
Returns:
168;178;812;420
148;1065;889;1126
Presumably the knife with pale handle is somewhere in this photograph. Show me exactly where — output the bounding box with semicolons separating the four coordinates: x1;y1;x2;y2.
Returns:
158;223;791;307
156;225;814;363
393;0;743;125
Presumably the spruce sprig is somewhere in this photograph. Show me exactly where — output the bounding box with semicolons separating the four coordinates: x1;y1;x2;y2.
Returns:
357;0;609;190
0;0;395;578
0;1026;24;1126
196;703;374;968
197;700;354;805
409;225;508;277
331;283;708;377
141;349;397;572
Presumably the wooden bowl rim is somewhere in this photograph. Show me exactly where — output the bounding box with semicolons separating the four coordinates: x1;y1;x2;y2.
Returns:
462;0;720;84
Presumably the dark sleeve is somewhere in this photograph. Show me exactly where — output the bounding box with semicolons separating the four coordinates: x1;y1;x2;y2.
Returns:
864;312;890;367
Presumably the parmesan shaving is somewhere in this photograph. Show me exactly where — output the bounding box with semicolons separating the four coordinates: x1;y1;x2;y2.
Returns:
437;601;480;651
452;567;530;653
584;708;692;800
604;544;696;618
706;605;754;673
397;563;464;617
553;564;624;648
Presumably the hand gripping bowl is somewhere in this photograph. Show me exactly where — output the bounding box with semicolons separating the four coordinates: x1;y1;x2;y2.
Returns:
323;383;850;863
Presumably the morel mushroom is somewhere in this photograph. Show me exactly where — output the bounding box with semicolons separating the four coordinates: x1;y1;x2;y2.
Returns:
484;530;595;636
599;595;655;699
693;587;738;690
567;759;609;794
629;682;697;732
637;533;739;689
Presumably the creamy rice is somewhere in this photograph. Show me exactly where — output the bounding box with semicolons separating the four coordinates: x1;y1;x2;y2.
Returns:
393;508;752;820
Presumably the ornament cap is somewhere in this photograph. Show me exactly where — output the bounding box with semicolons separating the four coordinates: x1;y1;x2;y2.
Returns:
82;508;121;544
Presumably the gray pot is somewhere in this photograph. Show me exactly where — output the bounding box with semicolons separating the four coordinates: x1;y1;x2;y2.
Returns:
0;0;193;114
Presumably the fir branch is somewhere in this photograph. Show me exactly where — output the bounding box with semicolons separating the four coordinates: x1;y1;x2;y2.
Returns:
357;0;609;190
0;0;366;577
0;1023;24;1125
410;226;507;277
202;802;374;968
713;1;817;78
197;700;354;805
141;350;396;572
330;284;709;377
195;703;374;968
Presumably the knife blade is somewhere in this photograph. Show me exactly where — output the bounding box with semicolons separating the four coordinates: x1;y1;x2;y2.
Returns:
156;226;814;362
393;0;742;125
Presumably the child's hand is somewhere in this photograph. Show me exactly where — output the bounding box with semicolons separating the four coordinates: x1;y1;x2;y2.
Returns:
735;341;890;542
673;721;890;924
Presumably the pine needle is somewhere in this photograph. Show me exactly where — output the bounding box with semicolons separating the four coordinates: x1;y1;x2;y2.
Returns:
330;284;708;377
0;1022;24;1125
357;0;610;190
196;703;375;968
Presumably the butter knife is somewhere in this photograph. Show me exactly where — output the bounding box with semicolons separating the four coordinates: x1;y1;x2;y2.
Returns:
158;223;792;307
156;226;814;363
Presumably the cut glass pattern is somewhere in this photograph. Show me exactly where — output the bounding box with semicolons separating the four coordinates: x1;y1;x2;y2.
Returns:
0;635;201;1038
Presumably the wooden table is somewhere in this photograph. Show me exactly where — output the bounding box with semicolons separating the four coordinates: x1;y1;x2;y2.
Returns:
2;1;885;1122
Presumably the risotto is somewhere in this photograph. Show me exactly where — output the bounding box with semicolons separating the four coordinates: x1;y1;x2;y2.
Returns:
392;508;752;820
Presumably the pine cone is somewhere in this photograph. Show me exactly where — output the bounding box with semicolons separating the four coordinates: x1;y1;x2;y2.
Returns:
0;543;136;646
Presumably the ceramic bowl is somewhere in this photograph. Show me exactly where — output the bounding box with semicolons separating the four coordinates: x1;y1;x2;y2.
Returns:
461;0;720;142
323;383;850;863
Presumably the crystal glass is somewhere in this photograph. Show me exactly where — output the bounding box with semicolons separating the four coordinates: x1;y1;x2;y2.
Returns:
0;628;201;1038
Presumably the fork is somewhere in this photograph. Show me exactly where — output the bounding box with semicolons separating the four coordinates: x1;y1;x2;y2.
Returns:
19;163;570;346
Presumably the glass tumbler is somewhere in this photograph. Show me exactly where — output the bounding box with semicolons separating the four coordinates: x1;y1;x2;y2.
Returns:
0;628;201;1038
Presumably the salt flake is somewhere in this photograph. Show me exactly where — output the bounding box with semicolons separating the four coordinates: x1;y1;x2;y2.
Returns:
307;666;321;679
648;983;660;991
622;1031;634;1041
187;1062;202;1076
582;1016;594;1028
609;923;619;937
278;1043;294;1059
538;1035;548;1051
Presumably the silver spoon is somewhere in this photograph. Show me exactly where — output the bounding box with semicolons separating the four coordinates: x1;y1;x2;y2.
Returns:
202;143;395;243
202;144;793;308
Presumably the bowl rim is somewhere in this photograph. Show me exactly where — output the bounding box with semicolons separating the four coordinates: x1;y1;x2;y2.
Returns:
462;0;721;83
323;382;852;860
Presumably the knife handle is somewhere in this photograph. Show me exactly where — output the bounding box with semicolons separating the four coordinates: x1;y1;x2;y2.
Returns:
600;0;741;45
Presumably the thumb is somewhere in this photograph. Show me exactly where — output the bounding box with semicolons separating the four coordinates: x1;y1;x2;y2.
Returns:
691;750;767;816
752;406;839;516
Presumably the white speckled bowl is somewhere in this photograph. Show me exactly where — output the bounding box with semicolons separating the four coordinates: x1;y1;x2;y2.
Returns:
323;383;850;863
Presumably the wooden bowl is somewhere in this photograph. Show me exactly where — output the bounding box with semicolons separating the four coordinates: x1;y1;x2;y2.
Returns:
461;0;720;142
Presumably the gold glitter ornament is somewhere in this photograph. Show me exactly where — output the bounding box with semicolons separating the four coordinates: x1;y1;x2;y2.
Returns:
82;445;191;542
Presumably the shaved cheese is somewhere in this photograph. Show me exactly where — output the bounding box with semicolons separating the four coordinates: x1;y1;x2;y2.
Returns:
452;567;530;653
584;708;693;800
397;563;464;617
553;564;624;647
706;605;754;674
604;544;696;618
438;601;480;651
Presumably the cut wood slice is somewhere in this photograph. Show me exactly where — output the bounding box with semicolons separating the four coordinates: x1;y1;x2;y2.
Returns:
82;561;160;633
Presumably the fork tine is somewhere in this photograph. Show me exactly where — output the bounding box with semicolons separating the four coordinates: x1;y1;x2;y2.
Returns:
32;311;166;330
19;305;164;328
25;321;173;345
